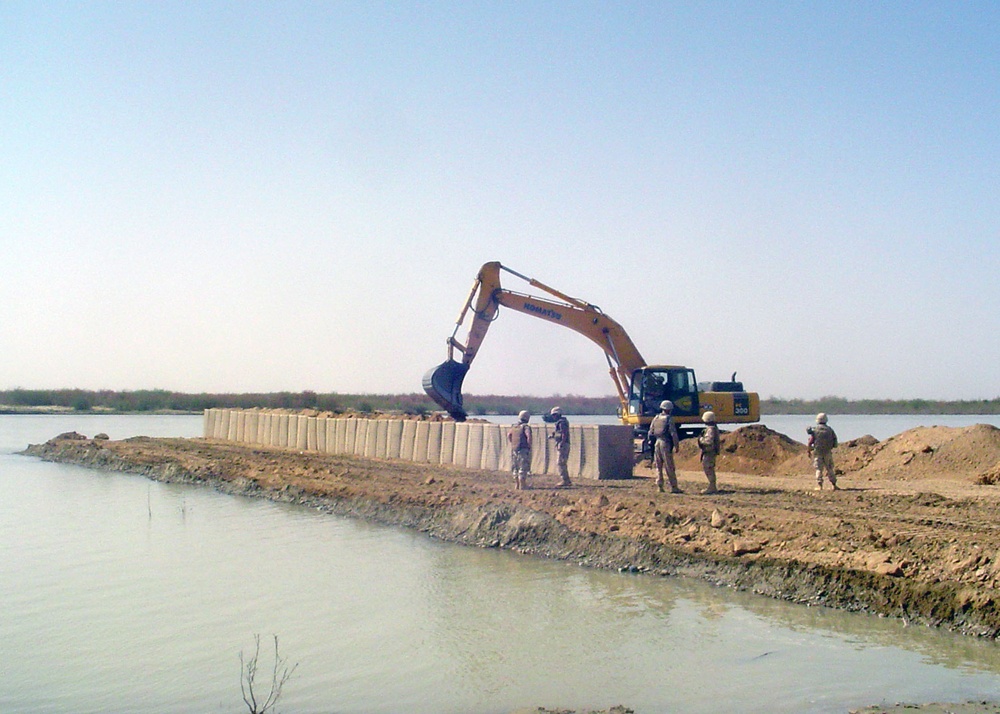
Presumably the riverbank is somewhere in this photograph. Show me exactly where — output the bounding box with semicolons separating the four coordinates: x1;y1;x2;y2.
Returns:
21;422;1000;642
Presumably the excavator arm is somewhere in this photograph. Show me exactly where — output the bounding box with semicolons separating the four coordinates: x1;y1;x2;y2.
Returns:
423;261;646;421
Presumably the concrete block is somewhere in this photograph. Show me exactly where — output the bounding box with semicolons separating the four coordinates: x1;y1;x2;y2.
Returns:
464;423;484;469
597;425;633;479
578;426;599;480
274;414;284;446
439;422;456;465
364;420;378;459
316;416;327;452
530;425;549;475
342;419;357;456
258;412;268;445
353;419;368;456
413;422;429;462
303;417;315;451
329;418;342;453
568;425;583;479
453;423;469;468
375;420;389;458
258;412;267;444
243;411;255;444
481;424;504;471
324;417;336;453
400;420;417;461
323;416;332;451
270;413;279;447
424;422;442;463
386;420;403;459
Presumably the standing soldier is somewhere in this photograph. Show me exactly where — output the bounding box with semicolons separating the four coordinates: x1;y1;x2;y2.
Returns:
547;406;572;488
697;411;720;494
648;400;681;493
807;412;839;490
507;410;533;490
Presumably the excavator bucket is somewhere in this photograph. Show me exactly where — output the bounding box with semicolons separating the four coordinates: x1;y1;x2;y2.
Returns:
422;359;469;421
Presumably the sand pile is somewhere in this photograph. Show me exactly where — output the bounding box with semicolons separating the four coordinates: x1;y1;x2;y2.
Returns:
851;424;1000;481
676;424;807;475
695;423;1000;483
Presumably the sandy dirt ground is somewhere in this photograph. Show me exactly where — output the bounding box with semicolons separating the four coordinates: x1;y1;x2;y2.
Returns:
20;422;1000;712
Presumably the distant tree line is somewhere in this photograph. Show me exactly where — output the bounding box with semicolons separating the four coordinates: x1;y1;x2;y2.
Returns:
2;388;997;416
0;388;617;416
761;396;1000;415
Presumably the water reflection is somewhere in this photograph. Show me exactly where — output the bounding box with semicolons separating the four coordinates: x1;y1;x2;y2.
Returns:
411;535;1000;713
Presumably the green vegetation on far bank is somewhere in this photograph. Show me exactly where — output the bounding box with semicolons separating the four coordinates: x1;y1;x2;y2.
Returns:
0;388;610;417
762;396;1000;415
1;388;998;417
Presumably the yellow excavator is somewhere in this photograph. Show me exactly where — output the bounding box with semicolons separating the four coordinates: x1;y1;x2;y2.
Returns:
422;261;759;441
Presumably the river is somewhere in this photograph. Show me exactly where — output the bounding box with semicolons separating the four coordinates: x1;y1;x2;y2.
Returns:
2;414;1000;713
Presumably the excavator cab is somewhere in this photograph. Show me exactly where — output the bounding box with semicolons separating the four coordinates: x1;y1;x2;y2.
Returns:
422;359;470;421
627;367;700;420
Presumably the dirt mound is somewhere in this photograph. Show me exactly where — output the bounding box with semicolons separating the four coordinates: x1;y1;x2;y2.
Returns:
50;431;88;442
854;424;1000;482
753;424;1000;483
251;408;481;422
676;424;807;475
671;423;1000;483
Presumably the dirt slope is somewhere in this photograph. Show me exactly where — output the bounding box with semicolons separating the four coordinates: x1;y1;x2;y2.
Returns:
674;423;1000;484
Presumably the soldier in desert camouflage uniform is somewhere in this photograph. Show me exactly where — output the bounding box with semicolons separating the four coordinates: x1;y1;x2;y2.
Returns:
807;412;839;490
697;411;720;494
547;406;572;488
648;400;681;493
507;410;533;490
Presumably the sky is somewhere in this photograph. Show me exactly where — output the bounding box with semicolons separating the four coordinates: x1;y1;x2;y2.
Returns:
2;2;998;402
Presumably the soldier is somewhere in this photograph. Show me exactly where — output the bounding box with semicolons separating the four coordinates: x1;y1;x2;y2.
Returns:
547;406;572;487
697;411;720;494
648;400;681;493
807;412;839;490
507;410;533;490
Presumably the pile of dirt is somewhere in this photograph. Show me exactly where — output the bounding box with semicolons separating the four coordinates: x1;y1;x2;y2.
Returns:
767;433;885;478
673;423;1000;484
851;425;1000;482
257;408;486;423
675;424;807;475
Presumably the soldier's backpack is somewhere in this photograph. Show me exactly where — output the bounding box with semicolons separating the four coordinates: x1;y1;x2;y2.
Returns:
515;423;530;449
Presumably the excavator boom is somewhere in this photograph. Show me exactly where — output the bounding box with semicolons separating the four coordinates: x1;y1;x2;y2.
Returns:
423;261;644;420
423;261;759;434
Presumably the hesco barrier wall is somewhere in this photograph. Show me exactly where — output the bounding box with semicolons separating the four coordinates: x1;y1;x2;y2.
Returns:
202;409;634;480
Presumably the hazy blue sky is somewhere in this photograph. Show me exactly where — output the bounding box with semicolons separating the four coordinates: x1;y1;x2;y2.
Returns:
2;2;998;401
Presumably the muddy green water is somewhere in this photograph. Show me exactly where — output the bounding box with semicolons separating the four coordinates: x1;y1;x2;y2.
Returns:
3;415;1000;713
